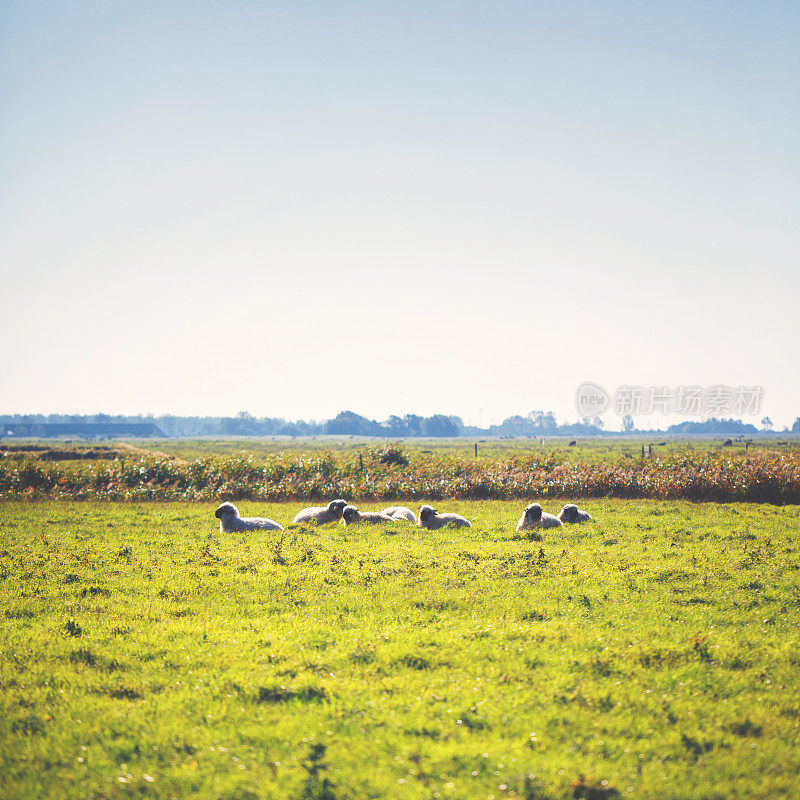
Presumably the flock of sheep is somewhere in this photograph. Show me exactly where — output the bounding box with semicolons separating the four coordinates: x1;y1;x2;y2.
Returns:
214;500;591;533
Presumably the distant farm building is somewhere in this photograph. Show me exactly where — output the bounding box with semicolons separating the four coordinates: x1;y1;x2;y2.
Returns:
1;422;165;439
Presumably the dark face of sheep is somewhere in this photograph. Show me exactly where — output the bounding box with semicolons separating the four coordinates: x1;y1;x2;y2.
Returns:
329;499;347;517
563;505;578;522
419;505;437;522
215;502;237;519
525;504;543;522
342;506;359;523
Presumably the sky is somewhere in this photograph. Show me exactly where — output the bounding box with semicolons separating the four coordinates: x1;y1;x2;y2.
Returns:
1;1;798;429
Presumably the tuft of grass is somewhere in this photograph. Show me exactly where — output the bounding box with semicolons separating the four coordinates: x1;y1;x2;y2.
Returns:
728;719;764;737
108;686;142;700
69;647;97;667
571;774;620;799
10;715;46;736
256;685;327;704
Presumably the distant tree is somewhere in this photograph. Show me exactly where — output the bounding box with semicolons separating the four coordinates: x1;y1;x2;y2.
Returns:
324;411;382;436
761;416;773;431
592;416;605;429
220;416;241;435
278;419;320;436
423;415;460;437
667;417;758;435
449;416;465;435
622;414;635;433
525;410;557;432
403;415;424;437
793;418;800;434
561;418;604;435
492;416;533;436
386;415;407;437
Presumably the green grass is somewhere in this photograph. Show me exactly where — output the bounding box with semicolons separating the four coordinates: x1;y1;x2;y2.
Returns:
8;435;795;465
1;500;799;799
130;436;799;464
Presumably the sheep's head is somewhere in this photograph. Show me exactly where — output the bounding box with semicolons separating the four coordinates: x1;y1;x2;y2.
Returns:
328;499;348;518
342;505;360;524
524;503;543;523
419;505;437;523
561;504;579;522
215;501;238;519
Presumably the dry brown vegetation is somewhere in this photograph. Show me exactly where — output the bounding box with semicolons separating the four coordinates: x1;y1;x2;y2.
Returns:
2;443;799;503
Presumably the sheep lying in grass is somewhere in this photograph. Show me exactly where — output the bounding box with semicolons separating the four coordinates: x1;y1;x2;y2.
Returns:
214;502;284;532
381;506;416;522
417;505;471;530
292;499;348;525
516;503;562;533
342;505;397;525
558;504;592;524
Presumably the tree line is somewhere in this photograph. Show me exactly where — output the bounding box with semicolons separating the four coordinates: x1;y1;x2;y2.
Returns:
3;411;797;438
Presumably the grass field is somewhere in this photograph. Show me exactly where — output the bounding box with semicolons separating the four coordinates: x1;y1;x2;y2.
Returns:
1;499;799;799
5;436;799;465
122;436;800;464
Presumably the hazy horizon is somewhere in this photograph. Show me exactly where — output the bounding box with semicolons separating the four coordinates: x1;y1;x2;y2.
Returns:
0;405;793;435
2;1;798;429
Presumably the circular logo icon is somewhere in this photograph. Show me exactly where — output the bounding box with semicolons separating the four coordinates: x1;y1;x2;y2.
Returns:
576;382;609;417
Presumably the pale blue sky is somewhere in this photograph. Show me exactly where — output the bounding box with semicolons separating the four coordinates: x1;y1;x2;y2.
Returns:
1;1;798;427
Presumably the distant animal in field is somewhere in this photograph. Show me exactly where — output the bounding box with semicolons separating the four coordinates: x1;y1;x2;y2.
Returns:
341;505;397;525
417;505;471;530
214;502;283;532
515;503;562;533
569;440;577;447
557;504;592;524
723;439;733;447
293;499;348;525
381;506;416;522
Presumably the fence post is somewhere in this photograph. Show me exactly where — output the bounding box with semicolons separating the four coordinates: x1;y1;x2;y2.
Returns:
474;443;478;458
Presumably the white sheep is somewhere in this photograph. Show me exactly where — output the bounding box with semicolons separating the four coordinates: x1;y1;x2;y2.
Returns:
417;504;471;530
342;505;397;525
557;504;592;524
214;501;284;532
516;503;562;533
292;499;348;525
381;506;416;522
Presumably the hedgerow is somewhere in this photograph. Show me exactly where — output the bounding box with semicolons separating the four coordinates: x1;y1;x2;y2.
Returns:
1;445;798;503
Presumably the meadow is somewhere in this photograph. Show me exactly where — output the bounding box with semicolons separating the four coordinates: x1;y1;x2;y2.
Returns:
1;499;799;800
120;436;800;464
